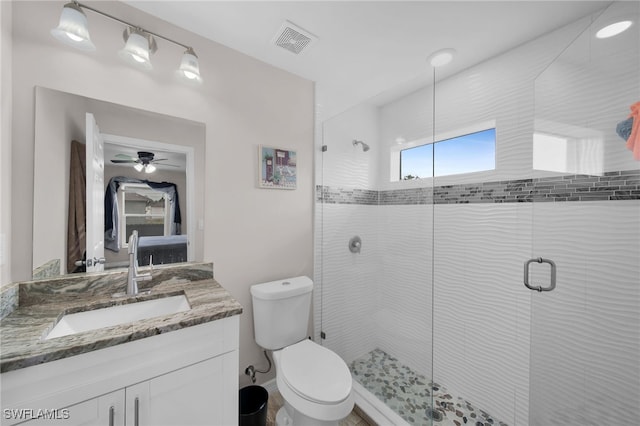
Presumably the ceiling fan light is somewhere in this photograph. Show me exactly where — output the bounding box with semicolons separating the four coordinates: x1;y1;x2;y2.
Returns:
177;48;202;83
145;164;156;173
119;28;153;70
51;2;96;51
134;163;144;172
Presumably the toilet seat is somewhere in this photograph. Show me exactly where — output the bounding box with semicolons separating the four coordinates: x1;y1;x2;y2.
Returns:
279;340;352;405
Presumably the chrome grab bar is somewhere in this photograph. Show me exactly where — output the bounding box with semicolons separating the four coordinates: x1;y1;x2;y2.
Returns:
524;257;556;292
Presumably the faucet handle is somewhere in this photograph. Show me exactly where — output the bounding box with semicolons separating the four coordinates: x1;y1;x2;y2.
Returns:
128;230;139;255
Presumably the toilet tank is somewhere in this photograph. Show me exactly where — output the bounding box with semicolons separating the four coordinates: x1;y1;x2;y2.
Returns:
250;276;313;350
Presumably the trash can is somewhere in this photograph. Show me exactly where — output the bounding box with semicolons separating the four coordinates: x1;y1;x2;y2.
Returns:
239;385;269;426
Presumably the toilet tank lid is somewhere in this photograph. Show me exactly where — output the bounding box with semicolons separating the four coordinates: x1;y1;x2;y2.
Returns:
250;276;313;300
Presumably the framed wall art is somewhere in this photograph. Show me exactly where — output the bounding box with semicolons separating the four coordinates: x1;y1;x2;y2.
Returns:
258;145;297;189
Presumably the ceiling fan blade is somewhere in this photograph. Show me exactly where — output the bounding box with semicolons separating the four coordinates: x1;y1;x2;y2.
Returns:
115;153;137;160
111;159;137;163
159;163;180;168
151;158;168;162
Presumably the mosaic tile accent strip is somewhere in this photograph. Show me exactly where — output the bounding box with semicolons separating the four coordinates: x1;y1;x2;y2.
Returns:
318;169;640;205
317;186;379;205
350;349;508;426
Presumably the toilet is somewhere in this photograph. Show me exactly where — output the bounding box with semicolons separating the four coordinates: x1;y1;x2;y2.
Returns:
250;276;354;426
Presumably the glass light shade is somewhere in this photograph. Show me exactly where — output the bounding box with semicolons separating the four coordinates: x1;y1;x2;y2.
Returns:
596;21;633;39
178;48;202;83
145;164;156;173
119;30;152;70
50;3;96;51
134;163;144;172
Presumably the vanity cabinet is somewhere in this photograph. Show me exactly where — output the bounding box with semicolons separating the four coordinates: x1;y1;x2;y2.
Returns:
128;354;234;426
1;316;239;426
17;391;124;426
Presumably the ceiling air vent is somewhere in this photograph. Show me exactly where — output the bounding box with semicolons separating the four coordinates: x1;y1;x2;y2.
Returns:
273;20;317;55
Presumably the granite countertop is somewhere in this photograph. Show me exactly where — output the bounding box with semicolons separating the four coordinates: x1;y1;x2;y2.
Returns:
0;263;243;373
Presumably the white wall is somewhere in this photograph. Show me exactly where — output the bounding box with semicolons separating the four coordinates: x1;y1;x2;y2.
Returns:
7;0;314;387
0;1;12;287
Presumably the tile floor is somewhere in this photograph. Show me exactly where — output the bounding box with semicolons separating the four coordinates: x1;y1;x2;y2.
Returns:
267;390;374;426
350;349;508;426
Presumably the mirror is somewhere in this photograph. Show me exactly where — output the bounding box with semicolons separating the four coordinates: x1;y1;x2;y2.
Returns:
33;87;206;279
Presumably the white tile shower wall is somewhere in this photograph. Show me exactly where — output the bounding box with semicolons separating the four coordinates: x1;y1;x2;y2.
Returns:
314;203;380;363
377;205;433;376
377;15;595;190
528;201;640;426
320;103;379;190
432;203;532;425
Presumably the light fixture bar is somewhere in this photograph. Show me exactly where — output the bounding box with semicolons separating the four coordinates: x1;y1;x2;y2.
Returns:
54;1;202;83
73;1;192;51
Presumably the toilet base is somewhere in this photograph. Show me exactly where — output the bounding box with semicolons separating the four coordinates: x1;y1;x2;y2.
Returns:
275;403;341;426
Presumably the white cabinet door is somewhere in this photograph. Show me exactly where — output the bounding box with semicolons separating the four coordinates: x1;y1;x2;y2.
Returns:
126;353;238;426
17;390;124;426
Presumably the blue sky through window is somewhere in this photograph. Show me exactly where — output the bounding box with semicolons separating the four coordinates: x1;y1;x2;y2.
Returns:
401;128;495;179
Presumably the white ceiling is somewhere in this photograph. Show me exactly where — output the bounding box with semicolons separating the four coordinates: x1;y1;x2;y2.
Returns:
125;1;610;119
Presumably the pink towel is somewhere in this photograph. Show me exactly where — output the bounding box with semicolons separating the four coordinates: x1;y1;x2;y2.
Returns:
626;101;640;160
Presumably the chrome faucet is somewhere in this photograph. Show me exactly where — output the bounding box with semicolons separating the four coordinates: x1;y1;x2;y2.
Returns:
127;230;153;295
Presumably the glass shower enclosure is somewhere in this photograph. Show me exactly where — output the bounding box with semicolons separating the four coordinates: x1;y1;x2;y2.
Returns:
315;2;639;425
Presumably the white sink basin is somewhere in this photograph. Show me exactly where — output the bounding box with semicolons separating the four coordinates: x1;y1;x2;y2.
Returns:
45;295;190;340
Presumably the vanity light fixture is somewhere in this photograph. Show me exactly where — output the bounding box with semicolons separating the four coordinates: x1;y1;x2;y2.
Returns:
119;27;156;70
51;1;202;83
50;2;95;51
178;47;202;83
596;20;633;39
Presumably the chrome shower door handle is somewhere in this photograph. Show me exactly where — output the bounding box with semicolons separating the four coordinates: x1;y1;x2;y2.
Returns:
524;257;556;292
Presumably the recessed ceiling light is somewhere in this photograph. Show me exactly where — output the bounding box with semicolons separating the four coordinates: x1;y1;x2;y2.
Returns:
427;48;456;67
596;20;633;39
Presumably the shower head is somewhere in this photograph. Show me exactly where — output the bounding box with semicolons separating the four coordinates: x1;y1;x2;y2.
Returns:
352;140;370;152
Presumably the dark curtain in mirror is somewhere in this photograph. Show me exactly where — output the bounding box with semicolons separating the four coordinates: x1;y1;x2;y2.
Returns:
67;140;86;273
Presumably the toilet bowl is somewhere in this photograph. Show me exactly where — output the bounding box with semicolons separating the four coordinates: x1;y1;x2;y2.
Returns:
250;276;354;426
273;339;354;426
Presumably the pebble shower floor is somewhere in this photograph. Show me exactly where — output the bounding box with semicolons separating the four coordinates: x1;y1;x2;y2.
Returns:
350;349;509;426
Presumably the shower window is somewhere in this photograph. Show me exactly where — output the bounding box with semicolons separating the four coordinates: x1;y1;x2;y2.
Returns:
398;127;496;180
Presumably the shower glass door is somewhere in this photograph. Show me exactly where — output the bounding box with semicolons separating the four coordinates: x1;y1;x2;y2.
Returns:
316;84;435;425
529;2;640;425
317;3;639;425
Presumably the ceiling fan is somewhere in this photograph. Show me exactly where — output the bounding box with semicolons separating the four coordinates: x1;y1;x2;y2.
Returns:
110;151;179;173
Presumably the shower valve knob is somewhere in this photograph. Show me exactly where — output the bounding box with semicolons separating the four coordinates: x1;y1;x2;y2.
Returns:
349;236;362;253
